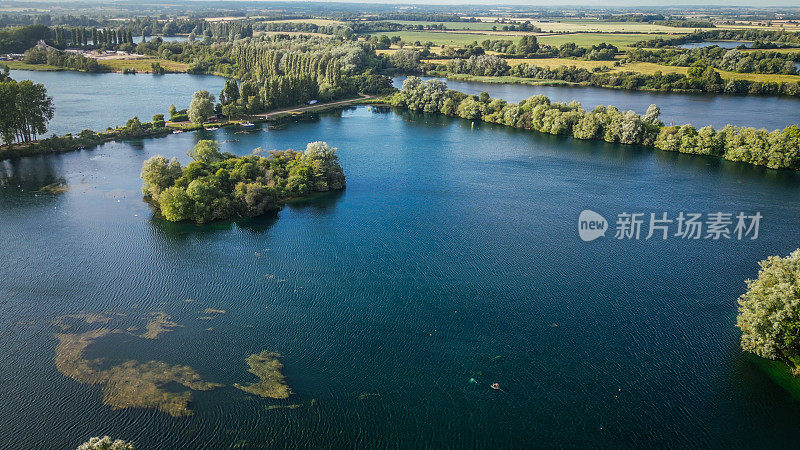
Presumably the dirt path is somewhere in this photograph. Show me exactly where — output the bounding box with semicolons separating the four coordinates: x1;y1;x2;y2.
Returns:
257;94;373;118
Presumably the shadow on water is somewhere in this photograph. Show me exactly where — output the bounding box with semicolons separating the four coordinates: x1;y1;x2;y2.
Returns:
0;155;68;191
146;189;345;240
654;147;800;186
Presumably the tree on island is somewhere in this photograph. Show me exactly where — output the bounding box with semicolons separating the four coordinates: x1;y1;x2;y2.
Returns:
737;249;800;371
76;436;134;450
141;140;345;223
188;90;215;124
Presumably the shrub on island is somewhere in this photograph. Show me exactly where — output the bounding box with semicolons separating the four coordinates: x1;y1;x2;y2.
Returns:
141;140;345;223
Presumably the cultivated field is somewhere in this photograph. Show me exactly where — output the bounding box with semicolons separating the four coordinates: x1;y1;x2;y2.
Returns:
366;30;676;48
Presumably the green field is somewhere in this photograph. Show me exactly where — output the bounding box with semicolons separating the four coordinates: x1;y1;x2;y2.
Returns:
98;57;189;73
1;61;67;71
379;19;706;34
383;20;503;31
371;30;677;48
537;33;674;48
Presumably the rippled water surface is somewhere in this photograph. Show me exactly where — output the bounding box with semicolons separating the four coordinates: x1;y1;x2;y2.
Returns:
394;76;800;130
3;106;800;448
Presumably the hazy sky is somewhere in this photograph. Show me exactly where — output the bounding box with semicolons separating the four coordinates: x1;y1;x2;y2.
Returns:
30;0;800;5
230;0;800;5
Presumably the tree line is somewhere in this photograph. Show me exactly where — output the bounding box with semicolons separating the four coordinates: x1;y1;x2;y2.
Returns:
440;58;800;96
23;47;103;72
636;29;800;48
389;76;800;170
626;46;799;75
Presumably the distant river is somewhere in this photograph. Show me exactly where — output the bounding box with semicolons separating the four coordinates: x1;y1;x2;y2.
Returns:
394;76;800;130
10;70;226;136
2;107;800;447
679;41;752;49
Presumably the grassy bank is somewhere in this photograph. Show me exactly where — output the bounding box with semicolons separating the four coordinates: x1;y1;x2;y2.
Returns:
4;57;189;74
2;60;72;71
98;57;190;73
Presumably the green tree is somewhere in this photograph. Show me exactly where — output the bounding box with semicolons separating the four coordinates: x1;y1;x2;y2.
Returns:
188;90;215;124
189;140;224;163
737;249;800;367
220;79;240;106
516;35;538;55
158;186;194;222
141;155;182;200
76;436;135;450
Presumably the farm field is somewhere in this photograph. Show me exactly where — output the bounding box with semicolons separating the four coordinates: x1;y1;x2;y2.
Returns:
261;18;345;26
423;57;616;71
365;30;677;48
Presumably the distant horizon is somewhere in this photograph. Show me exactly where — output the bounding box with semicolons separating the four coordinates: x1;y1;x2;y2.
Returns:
9;0;800;8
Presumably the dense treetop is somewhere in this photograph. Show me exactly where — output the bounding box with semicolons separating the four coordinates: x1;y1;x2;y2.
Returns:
141;140;346;223
738;250;800;370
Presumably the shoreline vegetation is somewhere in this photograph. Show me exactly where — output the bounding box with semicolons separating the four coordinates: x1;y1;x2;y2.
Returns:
383;76;800;171
0;96;368;161
141;140;346;223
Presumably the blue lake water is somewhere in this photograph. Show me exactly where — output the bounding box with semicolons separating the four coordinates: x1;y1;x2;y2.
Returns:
2;106;800;448
10;70;226;136
394;76;800;130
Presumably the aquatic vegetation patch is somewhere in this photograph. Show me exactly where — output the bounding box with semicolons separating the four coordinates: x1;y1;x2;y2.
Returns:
53;313;113;330
102;360;222;417
267;404;302;410
139;311;181;339
37;181;69;194
234;351;291;399
54;325;221;417
55;328;116;385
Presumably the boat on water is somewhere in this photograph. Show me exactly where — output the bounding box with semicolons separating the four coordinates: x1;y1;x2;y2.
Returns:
172;129;183;134
240;122;255;128
205;127;219;131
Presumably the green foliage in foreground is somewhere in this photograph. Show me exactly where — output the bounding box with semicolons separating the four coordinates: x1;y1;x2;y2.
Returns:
76;436;134;450
0;75;54;145
738;250;800;369
141;140;345;223
390;76;800;170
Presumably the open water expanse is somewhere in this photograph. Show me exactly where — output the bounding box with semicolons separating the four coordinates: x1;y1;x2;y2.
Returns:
2;71;800;448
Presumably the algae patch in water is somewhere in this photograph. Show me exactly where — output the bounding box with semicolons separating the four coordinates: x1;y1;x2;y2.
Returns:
53;313;113;330
102;360;222;417
234;351;291;399
37;181;69;194
54;325;221;417
139;311;181;339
